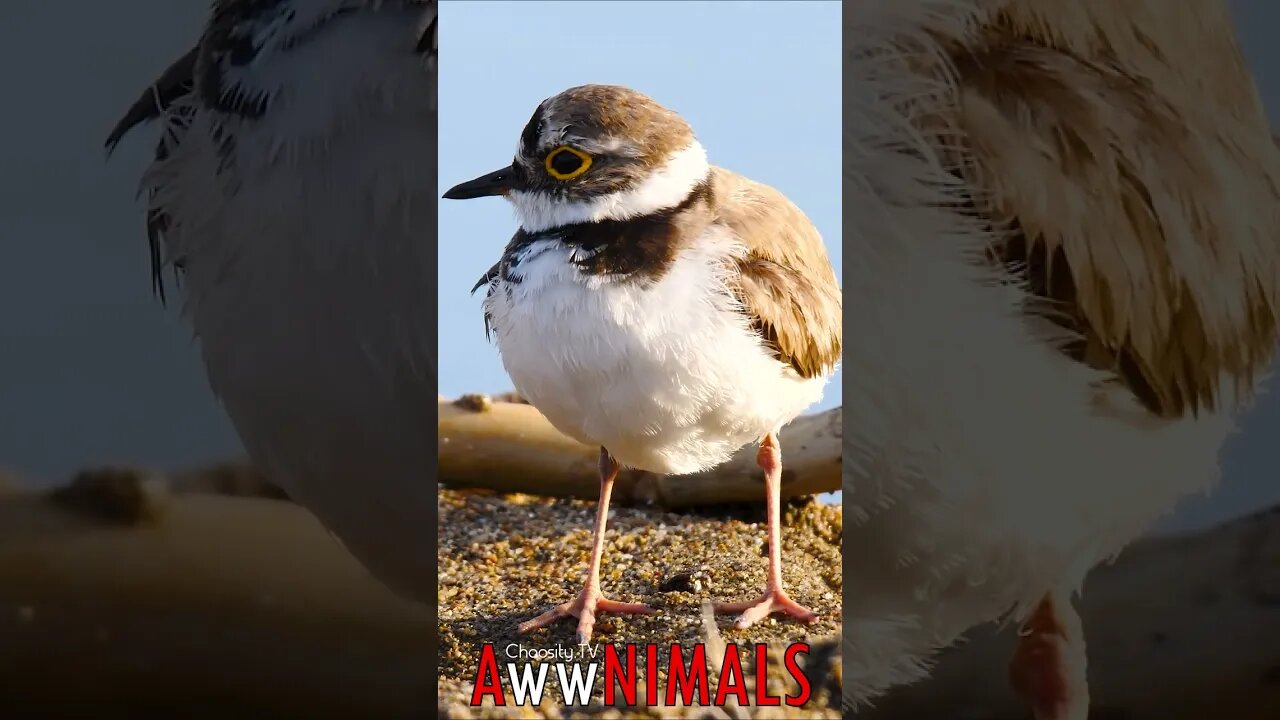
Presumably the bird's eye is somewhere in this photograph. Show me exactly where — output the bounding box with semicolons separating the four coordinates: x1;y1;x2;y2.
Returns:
545;146;592;180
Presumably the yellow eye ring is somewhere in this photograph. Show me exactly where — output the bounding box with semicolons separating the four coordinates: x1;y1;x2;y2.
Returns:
544;145;593;180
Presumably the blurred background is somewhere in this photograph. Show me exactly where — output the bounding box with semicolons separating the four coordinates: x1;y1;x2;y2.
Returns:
0;3;240;483
0;4;443;717
2;0;1277;532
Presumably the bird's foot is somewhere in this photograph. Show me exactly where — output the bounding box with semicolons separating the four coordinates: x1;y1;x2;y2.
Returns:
517;586;655;645
1010;594;1089;720
713;586;818;630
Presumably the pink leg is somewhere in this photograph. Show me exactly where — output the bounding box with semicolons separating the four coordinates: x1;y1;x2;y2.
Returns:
1010;591;1090;720
518;447;655;645
713;432;818;630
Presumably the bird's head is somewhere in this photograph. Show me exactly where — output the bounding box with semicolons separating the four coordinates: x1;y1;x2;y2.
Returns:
443;84;711;233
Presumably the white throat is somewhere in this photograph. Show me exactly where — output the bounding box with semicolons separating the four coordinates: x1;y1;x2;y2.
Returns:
509;141;710;233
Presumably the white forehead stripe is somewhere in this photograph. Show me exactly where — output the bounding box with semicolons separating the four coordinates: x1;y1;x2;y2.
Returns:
509;141;710;233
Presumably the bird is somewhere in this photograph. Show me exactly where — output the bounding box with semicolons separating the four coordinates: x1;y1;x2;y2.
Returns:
443;84;842;645
843;0;1280;717
105;0;442;605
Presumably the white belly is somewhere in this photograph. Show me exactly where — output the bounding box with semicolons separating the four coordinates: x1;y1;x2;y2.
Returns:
485;231;830;475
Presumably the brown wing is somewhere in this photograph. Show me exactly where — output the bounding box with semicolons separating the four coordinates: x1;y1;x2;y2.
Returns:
712;169;842;379
945;2;1280;417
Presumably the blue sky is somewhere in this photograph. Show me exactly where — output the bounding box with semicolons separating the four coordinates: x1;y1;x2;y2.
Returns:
437;0;843;412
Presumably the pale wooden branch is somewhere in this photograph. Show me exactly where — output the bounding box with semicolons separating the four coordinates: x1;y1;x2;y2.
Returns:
862;505;1280;720
436;396;841;507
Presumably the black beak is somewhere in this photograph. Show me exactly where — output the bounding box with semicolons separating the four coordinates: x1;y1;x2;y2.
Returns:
443;165;516;199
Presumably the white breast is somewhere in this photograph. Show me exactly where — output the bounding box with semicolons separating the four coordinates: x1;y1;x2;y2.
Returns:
484;227;829;475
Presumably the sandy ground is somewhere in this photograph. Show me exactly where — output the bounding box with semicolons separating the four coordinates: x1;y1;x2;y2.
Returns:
436;488;844;718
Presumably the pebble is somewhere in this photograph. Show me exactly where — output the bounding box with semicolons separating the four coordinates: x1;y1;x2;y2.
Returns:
436;487;843;718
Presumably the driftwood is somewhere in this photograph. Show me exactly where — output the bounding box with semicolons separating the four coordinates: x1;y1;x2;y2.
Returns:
437;395;841;507
862;505;1280;720
91;396;841;509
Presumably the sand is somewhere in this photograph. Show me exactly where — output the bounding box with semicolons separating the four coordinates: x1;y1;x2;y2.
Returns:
436;487;844;718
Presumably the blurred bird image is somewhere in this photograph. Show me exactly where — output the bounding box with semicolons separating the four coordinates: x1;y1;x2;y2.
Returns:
106;0;441;606
845;0;1280;717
